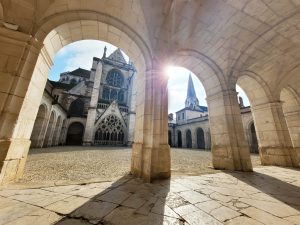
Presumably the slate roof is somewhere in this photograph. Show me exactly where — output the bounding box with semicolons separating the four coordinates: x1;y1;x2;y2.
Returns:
68;68;90;78
49;80;77;90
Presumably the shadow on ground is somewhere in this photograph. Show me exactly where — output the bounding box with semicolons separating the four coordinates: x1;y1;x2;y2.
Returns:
53;175;176;225
226;168;300;211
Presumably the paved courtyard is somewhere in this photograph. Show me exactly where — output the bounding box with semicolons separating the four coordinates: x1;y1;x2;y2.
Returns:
0;166;299;225
19;147;261;185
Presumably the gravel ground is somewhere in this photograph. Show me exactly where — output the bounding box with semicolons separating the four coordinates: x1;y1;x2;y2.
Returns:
20;147;261;184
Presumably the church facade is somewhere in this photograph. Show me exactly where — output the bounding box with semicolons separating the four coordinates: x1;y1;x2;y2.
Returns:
168;75;259;154
30;48;136;148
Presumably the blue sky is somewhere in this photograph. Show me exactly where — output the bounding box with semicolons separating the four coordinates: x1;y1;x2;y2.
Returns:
49;40;250;113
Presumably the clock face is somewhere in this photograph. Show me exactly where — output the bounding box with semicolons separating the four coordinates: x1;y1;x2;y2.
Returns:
106;70;124;87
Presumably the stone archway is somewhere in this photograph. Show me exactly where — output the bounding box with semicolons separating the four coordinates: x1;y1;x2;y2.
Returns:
196;128;205;149
186;129;192;148
30;104;48;148
237;73;295;167
171;52;252;172
66;122;84;146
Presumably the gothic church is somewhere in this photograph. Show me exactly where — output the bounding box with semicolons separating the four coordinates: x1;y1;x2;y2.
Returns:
30;47;136;147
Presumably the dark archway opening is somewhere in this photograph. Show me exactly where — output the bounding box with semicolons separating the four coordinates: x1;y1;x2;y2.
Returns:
250;122;259;154
66;122;84;145
196;127;205;149
168;130;172;146
177;131;182;148
186;130;192;148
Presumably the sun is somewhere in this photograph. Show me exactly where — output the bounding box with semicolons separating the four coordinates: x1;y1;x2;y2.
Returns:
165;65;178;78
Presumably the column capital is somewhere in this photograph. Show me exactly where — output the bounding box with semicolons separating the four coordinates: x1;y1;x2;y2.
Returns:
145;68;168;85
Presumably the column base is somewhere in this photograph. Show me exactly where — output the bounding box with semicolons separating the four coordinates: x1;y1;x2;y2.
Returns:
212;146;253;172
131;143;171;182
259;147;299;167
0;139;31;185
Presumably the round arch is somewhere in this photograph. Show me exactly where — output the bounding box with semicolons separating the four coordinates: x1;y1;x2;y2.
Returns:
170;49;226;97
237;72;274;106
66;122;84;145
34;12;152;71
177;130;182;148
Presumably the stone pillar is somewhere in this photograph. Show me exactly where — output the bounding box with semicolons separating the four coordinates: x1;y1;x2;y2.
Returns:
252;102;298;167
83;62;102;145
131;67;170;182
207;90;253;171
0;28;44;184
205;130;211;150
192;128;197;149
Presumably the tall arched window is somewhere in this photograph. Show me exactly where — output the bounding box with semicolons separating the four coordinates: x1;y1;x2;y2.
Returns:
118;90;124;102
102;87;110;100
69;98;85;116
110;89;118;100
94;115;125;146
106;69;124;87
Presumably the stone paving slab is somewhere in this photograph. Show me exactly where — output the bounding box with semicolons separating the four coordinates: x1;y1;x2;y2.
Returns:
0;166;299;225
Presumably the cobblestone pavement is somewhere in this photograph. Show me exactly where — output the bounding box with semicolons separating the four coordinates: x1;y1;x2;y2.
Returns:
0;166;299;225
19;147;262;185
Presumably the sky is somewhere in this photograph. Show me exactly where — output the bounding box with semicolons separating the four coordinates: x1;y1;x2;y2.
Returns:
49;40;250;113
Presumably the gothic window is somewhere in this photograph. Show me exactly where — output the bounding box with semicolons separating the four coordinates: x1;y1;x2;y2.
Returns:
102;87;110;100
69;98;85;116
106;69;124;87
118;90;124;102
94;115;125;145
110;89;117;100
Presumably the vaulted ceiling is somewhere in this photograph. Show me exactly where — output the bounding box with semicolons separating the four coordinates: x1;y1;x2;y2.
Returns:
1;0;300;101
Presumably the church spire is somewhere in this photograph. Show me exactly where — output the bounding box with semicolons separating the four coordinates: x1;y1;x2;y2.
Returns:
185;74;199;109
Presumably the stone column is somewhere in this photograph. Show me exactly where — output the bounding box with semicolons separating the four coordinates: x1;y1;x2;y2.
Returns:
131;67;170;182
83;61;103;145
192;128;197;149
205;130;211;150
252;102;298;167
207;90;253;171
0;28;45;184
